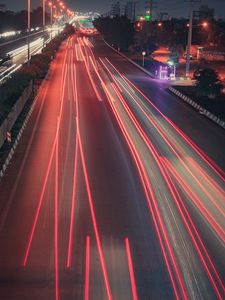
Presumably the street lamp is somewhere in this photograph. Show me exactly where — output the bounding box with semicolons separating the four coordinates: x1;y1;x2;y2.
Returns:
48;2;53;39
142;51;146;67
185;2;193;78
27;0;31;63
186;18;209;77
43;0;46;48
202;21;208;28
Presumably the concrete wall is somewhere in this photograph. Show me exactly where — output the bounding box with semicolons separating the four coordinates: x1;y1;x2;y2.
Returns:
0;81;33;148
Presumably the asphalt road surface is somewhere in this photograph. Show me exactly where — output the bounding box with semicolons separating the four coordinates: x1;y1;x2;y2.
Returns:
0;34;224;300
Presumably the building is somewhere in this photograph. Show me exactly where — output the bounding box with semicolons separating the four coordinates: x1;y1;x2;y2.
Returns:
0;4;6;12
194;5;214;21
124;1;137;22
110;1;121;18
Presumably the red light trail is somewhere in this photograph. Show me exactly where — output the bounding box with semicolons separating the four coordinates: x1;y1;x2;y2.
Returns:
125;238;139;300
54;118;60;300
102;57;225;239
66;132;79;268
84;236;90;300
12;35;224;300
23;42;69;267
101;78;185;299
77;123;113;300
96;53;225;298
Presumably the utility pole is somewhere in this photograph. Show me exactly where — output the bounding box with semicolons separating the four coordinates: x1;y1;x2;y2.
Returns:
145;0;157;21
185;0;200;77
150;0;153;20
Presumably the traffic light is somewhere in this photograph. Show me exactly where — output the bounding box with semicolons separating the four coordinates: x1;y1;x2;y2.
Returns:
144;10;151;21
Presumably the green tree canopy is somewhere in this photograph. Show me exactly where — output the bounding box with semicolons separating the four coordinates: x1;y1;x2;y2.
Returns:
194;68;223;99
93;16;134;50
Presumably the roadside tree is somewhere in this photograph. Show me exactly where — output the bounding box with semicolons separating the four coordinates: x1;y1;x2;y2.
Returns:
194;68;223;99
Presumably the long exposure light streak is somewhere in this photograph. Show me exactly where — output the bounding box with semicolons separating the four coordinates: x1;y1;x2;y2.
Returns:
78;39;102;101
125;238;138;300
104;58;225;182
164;158;225;242
66;133;79;268
66;52;79;267
188;157;225;200
75;43;112;298
85;236;90;300
23;41;69;266
161;158;225;299
105;62;225;219
101;57;225;238
101;80;184;300
110;82;189;299
77;125;113;300
55;118;60;300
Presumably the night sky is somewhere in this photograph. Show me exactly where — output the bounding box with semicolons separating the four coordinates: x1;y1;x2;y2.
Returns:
3;0;225;19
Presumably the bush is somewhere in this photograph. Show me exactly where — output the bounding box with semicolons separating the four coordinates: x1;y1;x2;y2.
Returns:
94;16;134;50
194;68;223;99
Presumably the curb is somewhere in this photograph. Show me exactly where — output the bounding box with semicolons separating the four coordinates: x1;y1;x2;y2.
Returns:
0;93;39;180
169;86;225;130
103;39;155;78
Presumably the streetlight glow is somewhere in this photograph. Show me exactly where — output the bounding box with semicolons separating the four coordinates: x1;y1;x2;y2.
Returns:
202;21;208;28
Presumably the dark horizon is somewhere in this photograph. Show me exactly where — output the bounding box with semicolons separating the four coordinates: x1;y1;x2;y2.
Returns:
2;0;225;19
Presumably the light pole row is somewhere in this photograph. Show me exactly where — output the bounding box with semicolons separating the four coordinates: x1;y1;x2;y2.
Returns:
27;0;46;62
27;0;72;62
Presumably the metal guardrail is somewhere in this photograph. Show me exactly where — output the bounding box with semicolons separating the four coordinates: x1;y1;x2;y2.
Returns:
169;86;225;130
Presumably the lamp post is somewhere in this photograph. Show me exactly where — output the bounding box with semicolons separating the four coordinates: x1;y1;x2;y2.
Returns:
43;0;46;48
186;16;208;77
48;2;53;40
185;2;193;78
185;0;201;77
142;51;146;67
27;0;31;63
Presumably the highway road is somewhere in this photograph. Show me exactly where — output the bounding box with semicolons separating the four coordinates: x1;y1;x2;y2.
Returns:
0;34;224;300
0;28;59;84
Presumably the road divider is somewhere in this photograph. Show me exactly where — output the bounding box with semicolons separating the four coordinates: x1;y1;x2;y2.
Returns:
168;86;225;130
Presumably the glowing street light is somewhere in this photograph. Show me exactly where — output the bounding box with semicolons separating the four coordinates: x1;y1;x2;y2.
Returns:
27;0;31;62
202;21;208;28
42;0;46;48
48;1;53;39
142;51;146;67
